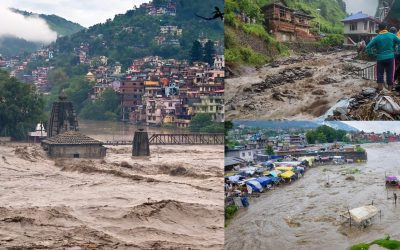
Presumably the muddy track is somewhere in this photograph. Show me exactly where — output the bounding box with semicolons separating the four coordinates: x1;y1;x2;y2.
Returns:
225;51;376;120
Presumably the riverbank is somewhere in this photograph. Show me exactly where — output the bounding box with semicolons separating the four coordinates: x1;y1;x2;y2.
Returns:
0;143;224;249
225;142;400;250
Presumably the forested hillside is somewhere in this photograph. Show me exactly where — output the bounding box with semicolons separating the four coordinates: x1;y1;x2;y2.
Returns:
54;0;224;69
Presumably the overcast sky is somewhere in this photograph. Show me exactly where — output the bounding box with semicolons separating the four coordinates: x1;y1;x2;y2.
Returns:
344;0;378;16
344;121;400;134
1;0;150;27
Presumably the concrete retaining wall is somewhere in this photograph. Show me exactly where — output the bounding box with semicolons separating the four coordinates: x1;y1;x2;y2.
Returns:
276;151;367;161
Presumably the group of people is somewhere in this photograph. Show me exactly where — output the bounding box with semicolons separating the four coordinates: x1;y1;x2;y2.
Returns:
365;23;400;91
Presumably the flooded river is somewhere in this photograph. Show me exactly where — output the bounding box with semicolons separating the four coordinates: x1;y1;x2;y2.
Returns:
79;120;187;141
225;142;400;250
0;121;224;248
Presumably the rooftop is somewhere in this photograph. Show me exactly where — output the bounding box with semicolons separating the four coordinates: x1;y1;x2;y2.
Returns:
42;131;103;145
342;11;379;22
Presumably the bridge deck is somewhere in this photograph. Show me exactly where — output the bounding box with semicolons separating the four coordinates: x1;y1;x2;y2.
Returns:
103;133;224;145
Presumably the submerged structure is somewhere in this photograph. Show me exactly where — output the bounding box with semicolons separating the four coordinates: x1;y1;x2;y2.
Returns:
48;91;79;137
43;91;107;159
28;122;47;142
42;131;106;158
132;129;150;156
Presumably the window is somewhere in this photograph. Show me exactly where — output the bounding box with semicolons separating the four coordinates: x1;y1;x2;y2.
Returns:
169;102;172;107
280;9;285;18
364;21;368;30
242;153;245;157
73;154;80;158
248;152;251;156
350;23;357;31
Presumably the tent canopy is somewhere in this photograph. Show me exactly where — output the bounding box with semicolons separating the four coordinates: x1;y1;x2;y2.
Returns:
280;170;295;179
256;177;274;187
246;180;263;193
269;170;282;177
275;166;294;172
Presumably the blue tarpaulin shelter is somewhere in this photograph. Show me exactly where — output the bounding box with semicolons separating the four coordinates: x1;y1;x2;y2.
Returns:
228;175;241;183
246;180;263;193
256;177;274;187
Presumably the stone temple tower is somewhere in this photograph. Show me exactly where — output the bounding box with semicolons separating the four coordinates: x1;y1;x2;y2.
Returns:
47;90;79;137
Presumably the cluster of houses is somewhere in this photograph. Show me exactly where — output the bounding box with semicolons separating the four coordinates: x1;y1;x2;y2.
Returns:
117;55;224;126
350;131;400;143
226;128;400;165
0;47;56;91
140;0;177;16
78;44;225;127
154;25;183;46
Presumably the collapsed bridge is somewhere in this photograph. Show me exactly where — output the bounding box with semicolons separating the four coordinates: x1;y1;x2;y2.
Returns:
103;133;224;145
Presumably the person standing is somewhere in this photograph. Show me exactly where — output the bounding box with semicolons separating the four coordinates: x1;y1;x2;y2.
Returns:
366;23;400;90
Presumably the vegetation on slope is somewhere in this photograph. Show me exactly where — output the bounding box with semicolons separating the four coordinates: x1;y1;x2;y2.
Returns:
305;125;348;144
55;0;224;69
0;70;45;139
225;0;347;66
11;8;84;36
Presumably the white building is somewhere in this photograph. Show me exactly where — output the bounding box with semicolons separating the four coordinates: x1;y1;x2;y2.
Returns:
160;26;182;36
213;55;225;69
342;12;379;45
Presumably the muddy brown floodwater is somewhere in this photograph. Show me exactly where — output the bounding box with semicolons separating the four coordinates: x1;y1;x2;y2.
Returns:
225;51;376;120
0;142;224;249
225;142;400;250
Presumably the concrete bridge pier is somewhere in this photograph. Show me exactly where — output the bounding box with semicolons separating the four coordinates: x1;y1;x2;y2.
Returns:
132;129;150;156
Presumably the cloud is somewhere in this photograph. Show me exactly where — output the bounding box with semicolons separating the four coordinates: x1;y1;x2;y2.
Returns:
2;0;149;28
0;5;57;43
344;0;378;16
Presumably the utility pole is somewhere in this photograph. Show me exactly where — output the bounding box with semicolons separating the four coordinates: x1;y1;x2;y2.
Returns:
316;9;321;34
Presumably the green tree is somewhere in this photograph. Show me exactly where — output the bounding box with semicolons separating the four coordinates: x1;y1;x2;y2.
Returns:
48;68;68;91
0;70;45;139
203;40;215;65
265;145;274;155
79;88;121;121
225;121;233;136
189;113;213;132
64;77;92;112
190;40;203;63
306;130;317;144
316;132;327;143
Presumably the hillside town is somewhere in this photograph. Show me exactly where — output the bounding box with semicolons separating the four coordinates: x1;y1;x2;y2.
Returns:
0;24;224;128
